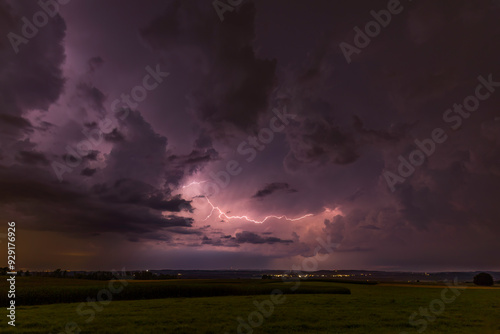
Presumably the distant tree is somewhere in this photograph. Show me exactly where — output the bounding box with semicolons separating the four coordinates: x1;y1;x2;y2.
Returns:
473;272;494;286
0;267;8;275
25;270;31;277
53;268;62;278
134;271;154;280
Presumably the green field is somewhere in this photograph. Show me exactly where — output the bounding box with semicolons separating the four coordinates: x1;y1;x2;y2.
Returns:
1;278;499;333
0;277;350;306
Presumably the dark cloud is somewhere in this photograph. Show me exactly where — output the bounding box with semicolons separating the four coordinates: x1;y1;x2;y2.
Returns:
15;150;49;166
359;225;381;231
184;149;219;166
200;231;293;247
201;236;224;247
166;227;203;235
0;1;66;112
75;82;106;114
81;167;97;176
252;182;297;199
92;178;193;212
166;148;220;188
323;215;345;244
88;56;104;73
200;234;240;247
0;113;32;130
0;0;66;147
103;128;125;142
1;0;499;271
235;231;293;245
102;110;168;185
83;150;100;161
194;130;213;150
141;1;277;134
0;165;195;241
35;120;55;132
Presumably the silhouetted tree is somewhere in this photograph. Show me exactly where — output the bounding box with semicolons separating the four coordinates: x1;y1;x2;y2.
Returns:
135;271;155;280
473;272;494;286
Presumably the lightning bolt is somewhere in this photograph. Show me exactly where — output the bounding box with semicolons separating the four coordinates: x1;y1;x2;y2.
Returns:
202;197;314;224
182;180;208;189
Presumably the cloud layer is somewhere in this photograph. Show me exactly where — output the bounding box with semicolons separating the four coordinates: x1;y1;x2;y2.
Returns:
1;0;499;271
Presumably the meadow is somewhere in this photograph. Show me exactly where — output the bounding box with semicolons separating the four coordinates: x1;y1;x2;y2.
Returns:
0;277;350;306
0;278;499;333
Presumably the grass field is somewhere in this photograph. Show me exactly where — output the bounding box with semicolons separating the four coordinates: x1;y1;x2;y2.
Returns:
0;277;350;306
1;278;499;333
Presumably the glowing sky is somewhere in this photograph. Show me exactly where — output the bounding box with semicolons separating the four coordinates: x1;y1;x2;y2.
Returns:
1;0;500;271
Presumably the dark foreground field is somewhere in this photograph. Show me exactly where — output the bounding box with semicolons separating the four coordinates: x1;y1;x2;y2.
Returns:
0;277;350;306
1;278;499;333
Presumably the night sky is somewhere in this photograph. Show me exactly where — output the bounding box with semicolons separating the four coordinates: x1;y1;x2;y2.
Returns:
1;0;499;271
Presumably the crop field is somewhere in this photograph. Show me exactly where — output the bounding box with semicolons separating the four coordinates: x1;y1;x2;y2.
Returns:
0;278;499;333
0;277;350;306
